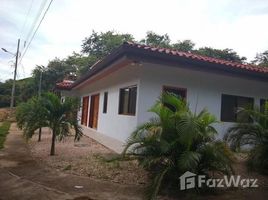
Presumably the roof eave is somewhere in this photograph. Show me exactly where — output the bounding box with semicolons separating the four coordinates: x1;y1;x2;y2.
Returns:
71;44;130;89
124;45;268;82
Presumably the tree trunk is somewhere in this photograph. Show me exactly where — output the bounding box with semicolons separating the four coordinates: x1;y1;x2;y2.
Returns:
38;128;42;142
50;129;56;156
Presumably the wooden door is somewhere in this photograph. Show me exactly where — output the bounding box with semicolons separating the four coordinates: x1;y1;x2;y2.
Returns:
81;96;89;126
89;94;100;129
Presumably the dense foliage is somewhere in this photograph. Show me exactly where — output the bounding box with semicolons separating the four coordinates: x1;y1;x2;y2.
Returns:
82;30;134;58
224;101;268;174
195;47;247;63
16;93;82;155
16;96;47;141
251;50;268;67
122;94;233;199
0;121;11;149
0;78;36;108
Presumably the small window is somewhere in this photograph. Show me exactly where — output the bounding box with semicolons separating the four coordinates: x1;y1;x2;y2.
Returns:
119;86;137;115
103;92;108;113
260;99;267;113
163;86;187;99
221;94;254;122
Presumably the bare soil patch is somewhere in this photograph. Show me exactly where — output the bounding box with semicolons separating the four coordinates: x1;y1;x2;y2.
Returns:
28;128;149;186
232;153;268;188
0;107;16;122
0;108;10;121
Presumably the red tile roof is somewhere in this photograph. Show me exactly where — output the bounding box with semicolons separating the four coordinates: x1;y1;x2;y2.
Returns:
125;42;268;74
55;80;74;90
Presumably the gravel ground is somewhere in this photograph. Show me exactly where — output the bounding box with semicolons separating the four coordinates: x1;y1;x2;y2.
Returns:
28;129;268;188
22;127;268;199
232;153;268;188
28;128;149;186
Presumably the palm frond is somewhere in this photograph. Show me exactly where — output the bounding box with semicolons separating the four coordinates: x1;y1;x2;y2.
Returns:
121;93;233;198
178;151;201;171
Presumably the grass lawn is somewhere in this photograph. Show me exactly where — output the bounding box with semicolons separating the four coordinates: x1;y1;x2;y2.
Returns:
0;121;11;149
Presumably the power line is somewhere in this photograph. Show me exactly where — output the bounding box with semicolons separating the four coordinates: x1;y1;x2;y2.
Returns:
22;0;48;48
19;0;54;64
18;0;48;78
19;0;35;40
20;63;26;78
19;0;34;78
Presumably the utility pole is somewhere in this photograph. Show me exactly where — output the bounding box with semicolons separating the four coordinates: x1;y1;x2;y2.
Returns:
10;39;20;108
38;70;42;142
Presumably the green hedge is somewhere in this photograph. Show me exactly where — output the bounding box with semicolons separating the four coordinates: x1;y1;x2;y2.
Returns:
0;122;11;149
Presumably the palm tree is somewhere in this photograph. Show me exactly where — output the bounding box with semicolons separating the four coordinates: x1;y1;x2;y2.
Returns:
41;93;82;155
16;93;82;155
224;101;268;174
122;94;233;199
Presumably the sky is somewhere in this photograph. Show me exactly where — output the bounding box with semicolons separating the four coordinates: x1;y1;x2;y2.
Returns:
0;0;268;81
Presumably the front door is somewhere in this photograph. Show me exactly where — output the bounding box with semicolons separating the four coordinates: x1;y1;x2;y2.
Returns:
81;96;89;126
89;94;100;129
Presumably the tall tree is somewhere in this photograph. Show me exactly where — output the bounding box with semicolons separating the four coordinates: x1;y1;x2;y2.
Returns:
252;50;268;67
65;52;97;75
16;77;36;103
32;59;76;92
172;40;195;52
140;31;171;48
0;78;36;108
81;30;134;58
0;80;12;107
195;47;247;63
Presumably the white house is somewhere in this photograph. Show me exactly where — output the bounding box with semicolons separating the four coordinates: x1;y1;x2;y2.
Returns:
57;42;268;153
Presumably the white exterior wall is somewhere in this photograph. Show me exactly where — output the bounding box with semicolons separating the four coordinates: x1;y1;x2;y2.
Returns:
75;61;268;149
96;80;139;142
137;63;268;138
76;64;141;142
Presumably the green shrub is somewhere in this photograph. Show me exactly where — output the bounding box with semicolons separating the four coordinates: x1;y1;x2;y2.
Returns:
122;94;233;199
0;121;11;149
225;101;268;174
16;93;82;155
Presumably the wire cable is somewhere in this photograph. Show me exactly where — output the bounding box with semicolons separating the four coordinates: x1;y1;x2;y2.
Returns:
18;0;48;78
19;0;54;64
22;0;48;48
19;0;35;42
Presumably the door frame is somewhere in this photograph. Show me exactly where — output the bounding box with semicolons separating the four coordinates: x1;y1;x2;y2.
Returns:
81;96;89;126
88;93;100;129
